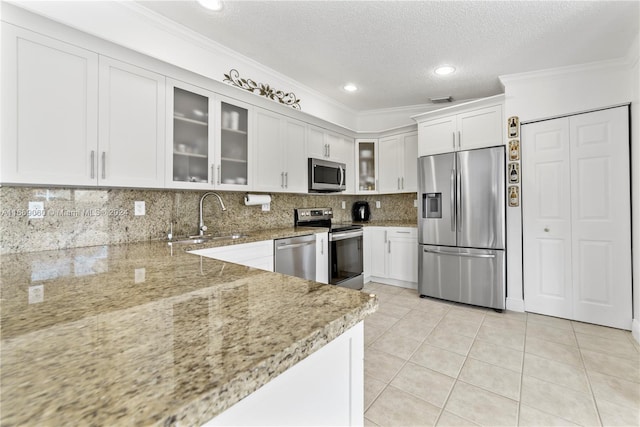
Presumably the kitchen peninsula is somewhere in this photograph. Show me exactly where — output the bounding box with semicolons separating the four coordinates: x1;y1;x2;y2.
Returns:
0;237;377;426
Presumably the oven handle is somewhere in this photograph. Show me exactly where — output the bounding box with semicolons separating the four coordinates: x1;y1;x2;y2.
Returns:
329;230;363;242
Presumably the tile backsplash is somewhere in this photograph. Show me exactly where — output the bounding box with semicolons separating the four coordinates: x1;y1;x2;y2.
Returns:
0;187;417;254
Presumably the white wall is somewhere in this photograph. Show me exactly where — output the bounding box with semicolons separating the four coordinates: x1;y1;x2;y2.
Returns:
500;43;639;338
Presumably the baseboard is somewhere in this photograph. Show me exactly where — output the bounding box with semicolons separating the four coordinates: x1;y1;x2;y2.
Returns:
367;276;417;290
506;297;525;312
632;318;640;344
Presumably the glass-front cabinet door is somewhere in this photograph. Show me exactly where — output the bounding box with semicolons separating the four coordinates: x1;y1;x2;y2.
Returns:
166;79;215;188
216;97;251;190
355;139;378;193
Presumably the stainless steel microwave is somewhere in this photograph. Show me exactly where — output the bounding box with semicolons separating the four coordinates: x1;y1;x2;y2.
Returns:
308;158;346;192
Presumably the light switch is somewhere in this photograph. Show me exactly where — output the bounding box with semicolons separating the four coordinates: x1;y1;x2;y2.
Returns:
135;268;146;284
341;201;346;209
28;285;44;304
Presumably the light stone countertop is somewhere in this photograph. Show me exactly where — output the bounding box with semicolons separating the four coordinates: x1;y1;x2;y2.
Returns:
0;230;377;426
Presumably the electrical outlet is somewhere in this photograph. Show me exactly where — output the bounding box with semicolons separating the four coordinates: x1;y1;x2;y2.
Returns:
341;201;346;209
134;201;145;216
375;201;381;209
134;268;146;284
414;199;418;207
261;203;270;212
28;201;45;219
28;285;44;304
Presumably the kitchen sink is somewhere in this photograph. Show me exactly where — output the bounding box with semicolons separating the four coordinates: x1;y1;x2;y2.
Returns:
168;233;249;245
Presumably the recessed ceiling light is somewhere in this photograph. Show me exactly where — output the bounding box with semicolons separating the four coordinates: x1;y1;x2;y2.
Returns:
434;65;456;76
197;0;223;11
343;83;358;92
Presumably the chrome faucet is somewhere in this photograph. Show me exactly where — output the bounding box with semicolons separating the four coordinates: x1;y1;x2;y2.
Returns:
199;192;227;236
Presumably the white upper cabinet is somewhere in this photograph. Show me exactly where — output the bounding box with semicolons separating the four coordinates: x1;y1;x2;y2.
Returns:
307;125;354;194
216;97;252;190
355;140;378;194
378;131;418;194
1;24;99;186
166;79;216;189
254;109;307;193
99;57;165;188
415;98;503;156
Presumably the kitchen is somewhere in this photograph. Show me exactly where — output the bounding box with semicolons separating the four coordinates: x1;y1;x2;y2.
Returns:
1;1;639;426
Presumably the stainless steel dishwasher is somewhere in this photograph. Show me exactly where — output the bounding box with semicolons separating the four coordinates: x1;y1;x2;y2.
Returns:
274;234;316;280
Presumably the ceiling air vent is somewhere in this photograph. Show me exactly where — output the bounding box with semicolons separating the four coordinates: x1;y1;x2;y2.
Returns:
430;96;453;104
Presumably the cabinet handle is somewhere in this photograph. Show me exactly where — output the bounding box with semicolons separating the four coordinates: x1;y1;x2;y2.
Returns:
101;152;106;179
217;165;221;185
458;130;461;149
281;171;284;188
211;165;214;185
328;144;331;158
90;150;95;179
384;230;388;243
396;231;411;234
285;172;288;188
401;177;404;189
321;238;324;255
388;241;391;253
397;177;400;190
452;132;455;150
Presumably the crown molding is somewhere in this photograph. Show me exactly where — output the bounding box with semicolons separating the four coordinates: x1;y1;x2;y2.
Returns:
499;56;632;85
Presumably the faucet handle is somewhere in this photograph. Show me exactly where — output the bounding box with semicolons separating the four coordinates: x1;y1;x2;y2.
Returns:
201;225;208;233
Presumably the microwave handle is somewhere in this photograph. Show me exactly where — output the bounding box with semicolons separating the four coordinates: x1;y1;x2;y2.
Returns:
339;165;344;186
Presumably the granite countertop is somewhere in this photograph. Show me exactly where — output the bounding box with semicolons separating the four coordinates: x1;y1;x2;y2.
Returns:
0;234;377;426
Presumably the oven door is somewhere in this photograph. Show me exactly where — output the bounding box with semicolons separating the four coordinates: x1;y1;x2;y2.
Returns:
329;229;363;290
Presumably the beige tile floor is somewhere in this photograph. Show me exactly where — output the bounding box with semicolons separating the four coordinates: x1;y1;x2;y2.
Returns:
362;282;640;427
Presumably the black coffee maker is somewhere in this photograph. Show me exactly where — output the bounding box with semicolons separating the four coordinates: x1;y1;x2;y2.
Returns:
352;201;371;222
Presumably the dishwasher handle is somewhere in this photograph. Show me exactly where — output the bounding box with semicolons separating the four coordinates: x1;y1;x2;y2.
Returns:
276;241;316;251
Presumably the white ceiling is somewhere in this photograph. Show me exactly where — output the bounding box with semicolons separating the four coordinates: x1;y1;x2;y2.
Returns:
135;0;638;112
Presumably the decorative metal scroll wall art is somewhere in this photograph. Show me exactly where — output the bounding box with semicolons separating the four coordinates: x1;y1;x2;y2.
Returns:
223;69;301;110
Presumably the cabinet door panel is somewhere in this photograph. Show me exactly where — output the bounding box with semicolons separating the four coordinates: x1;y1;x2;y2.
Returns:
402;132;418;192
307;125;326;159
166;79;216;189
457;105;502;150
254;109;284;192
99;57;165;187
418;116;456;156
378;136;401;193
284;119;307;193
368;228;387;278
2;25;98;185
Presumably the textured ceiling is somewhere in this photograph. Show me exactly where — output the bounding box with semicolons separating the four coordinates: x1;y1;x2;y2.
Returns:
136;0;639;112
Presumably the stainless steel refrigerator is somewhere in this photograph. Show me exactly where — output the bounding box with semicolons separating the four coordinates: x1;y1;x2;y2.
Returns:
418;146;505;310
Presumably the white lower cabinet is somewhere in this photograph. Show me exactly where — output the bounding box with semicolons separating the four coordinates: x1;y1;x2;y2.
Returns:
189;240;274;271
364;227;418;288
203;322;364;427
316;232;329;284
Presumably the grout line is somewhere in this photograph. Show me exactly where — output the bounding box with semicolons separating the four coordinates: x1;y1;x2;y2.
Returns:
517;312;528;426
574;322;605;427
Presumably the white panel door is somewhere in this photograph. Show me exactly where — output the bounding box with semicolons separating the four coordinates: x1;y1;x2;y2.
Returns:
522;118;573;319
378;135;401;193
457;104;503;150
283;119;307;193
417;116;457;156
98;57;165;188
402;132;419;192
1;24;98;186
253;109;284;192
569;108;631;329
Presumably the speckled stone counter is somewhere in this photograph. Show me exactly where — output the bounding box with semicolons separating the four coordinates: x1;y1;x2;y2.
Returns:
0;238;377;426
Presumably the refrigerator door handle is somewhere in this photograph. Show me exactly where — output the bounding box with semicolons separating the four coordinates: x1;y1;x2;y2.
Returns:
456;171;462;231
450;169;456;232
423;248;495;259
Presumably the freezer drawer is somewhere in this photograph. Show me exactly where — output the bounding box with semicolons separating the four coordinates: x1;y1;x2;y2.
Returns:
418;245;505;310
